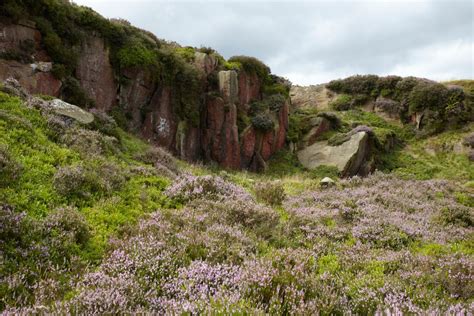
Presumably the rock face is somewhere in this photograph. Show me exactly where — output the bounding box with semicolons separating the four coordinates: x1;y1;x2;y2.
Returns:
300;116;332;148
297;131;372;177
0;60;62;96
0;21;289;171
0;22;61;97
76;36;116;111
290;84;336;110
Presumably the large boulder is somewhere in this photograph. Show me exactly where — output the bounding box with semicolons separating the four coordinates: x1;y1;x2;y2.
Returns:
48;99;94;124
297;131;372;177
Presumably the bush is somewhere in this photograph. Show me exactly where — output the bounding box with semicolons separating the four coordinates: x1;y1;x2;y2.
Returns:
327;75;379;95
60;127;119;157
309;165;340;179
439;206;473;228
116;38;158;69
228;56;270;79
251;113;274;132
61;77;95;108
408;82;448;114
165;175;253;204
0;144;22;186
330;94;352;111
286;107;318;143
44;206;91;248
134;146;179;176
254;181;286;206
53;160;126;200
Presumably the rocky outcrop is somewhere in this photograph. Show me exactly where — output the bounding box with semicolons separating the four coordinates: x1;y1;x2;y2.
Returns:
297;131;373;177
290;84;336;110
300;116;332;148
0;60;61;96
0;22;61;96
0;21;289;171
76;36;116;111
194;52;218;76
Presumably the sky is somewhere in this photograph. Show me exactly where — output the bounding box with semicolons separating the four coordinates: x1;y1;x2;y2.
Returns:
72;0;473;85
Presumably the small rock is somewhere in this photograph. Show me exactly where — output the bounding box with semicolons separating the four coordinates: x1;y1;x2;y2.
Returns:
1;78;29;99
30;62;53;72
320;177;335;188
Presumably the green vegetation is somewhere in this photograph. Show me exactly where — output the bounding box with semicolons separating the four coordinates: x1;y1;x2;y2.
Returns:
327;75;473;136
330;94;353;110
228;55;270;79
0;90;176;296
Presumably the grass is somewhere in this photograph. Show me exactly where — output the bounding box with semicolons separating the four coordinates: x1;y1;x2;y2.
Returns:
0;92;174;261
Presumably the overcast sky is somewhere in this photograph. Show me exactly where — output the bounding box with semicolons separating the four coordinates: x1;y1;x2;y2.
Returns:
72;0;473;85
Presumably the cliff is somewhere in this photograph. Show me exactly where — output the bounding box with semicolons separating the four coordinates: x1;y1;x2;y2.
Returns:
0;1;290;171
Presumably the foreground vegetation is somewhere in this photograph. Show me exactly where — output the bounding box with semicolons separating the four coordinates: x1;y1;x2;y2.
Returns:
0;80;473;314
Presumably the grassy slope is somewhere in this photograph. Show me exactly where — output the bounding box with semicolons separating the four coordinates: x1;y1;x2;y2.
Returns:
0;92;173;262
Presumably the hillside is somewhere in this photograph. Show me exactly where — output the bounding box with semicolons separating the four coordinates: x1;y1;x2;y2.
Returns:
0;0;473;314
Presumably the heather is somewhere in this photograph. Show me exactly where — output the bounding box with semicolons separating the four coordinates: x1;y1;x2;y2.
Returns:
0;76;473;315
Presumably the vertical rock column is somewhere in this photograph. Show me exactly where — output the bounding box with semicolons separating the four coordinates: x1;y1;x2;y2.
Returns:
202;70;241;169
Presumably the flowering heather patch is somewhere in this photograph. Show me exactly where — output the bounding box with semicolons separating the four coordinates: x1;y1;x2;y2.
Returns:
285;172;473;245
2;172;473;314
165;174;254;203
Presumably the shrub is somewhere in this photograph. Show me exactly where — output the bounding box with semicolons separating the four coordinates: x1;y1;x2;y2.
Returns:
330;94;352;111
61;77;95;108
309;165;340;179
44;206;91;248
190;199;279;239
376;75;402;93
116;38;158;69
53;160;126;200
286;107;318;143
408;82;448;114
251;113;274;132
134;146;179;176
228;55;270;79
254;181;286;206
394;76;419;99
60;127;119;157
165;175;253;204
327;75;379;95
439;206;473;228
0;144;22;186
266;94;287;112
175;46;196;62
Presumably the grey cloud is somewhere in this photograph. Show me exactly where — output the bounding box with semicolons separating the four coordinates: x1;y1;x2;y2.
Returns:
73;0;473;84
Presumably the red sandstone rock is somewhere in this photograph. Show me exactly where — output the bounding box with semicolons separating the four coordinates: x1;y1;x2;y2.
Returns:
76;36;116;111
238;71;261;108
0;60;61;96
